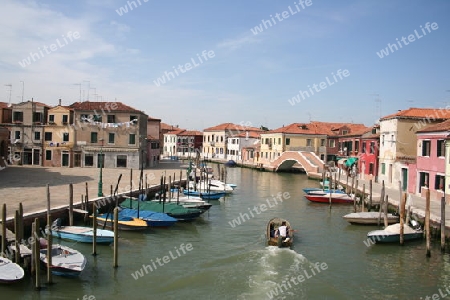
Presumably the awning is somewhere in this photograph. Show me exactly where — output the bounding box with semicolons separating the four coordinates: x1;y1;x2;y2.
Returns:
345;157;358;167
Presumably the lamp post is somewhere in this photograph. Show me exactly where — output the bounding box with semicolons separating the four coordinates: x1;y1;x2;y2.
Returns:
98;139;104;197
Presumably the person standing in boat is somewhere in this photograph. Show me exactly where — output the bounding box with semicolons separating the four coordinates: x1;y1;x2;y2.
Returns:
277;221;289;247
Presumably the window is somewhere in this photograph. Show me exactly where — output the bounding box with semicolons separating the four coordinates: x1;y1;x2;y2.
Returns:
329;140;335;147
435;175;445;190
63;133;69;142
129;134;136;145
45;150;52;160
381;163;385;175
33;112;43;123
306;139;312;147
130;115;137;121
80;114;89;122
221;136;223;142
422;140;431;156
278;138;281;144
419;172;429;192
108;133;115;144
117;155;127;167
13;111;23;122
62;115;68;124
44;132;52;141
342;130;348;135
49;115;55;122
34;132;40;140
286;138;290;146
85;154;94;167
320;139;325;147
362;142;366;153
370;142;375;154
91;132;98;143
369;163;374;175
355;141;360;153
93;115;102;122
14;131;20;140
437;140;445;157
107;115;115;123
382;135;385;146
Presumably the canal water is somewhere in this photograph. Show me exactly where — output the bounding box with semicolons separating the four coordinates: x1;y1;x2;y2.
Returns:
2;167;450;299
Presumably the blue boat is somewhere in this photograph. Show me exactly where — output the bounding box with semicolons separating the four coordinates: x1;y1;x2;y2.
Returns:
119;208;177;227
302;188;345;194
183;189;226;200
50;218;114;244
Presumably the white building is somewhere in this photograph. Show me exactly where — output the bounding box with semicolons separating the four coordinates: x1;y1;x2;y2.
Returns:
227;131;261;162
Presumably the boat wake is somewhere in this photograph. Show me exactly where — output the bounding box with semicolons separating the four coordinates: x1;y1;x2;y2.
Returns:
237;246;311;300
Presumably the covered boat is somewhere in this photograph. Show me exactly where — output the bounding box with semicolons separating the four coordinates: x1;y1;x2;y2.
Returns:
367;221;423;243
96;210;149;231
50;218;115;244
119;208;177;227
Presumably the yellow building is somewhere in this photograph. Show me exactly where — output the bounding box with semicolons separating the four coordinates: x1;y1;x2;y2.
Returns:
43;104;76;167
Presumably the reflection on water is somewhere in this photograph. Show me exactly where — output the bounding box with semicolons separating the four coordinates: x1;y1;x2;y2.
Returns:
1;167;450;299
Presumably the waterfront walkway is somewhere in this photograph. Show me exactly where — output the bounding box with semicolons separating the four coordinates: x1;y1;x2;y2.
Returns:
0;161;186;219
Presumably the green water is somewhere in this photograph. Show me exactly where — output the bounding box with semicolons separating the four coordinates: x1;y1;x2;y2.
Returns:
2;168;449;299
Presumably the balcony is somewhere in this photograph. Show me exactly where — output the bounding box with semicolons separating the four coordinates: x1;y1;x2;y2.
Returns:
395;155;416;164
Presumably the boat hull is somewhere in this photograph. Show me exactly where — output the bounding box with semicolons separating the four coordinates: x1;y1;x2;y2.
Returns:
367;231;423;243
343;212;399;225
266;217;294;248
305;194;353;204
0;257;24;284
51;227;114;244
40;244;87;277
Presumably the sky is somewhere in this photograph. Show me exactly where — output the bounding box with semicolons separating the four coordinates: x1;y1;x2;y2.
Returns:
0;0;449;131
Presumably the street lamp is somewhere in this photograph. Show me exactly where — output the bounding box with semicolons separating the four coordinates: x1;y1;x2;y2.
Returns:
98;138;104;197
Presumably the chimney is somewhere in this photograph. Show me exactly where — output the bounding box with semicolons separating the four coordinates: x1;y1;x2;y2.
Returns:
58;99;62;106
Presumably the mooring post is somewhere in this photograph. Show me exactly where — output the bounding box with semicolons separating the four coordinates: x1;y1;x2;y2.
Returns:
426;188;431;257
93;202;97;256
46;184;52;284
441;196;446;253
362;184;365;212
14;210;20;263
400;193;405;245
31;221;36;275
19;202;23;242
383;195;389;228
329;174;332;209
34;218;41;290
113;207;119;268
1;204;6;257
69;183;73;226
377;181;385;227
369;179;373;212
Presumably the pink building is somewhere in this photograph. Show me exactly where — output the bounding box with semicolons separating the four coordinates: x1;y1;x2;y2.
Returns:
414;120;450;200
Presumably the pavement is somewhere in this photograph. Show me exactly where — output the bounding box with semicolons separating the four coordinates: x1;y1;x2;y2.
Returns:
0;160;187;219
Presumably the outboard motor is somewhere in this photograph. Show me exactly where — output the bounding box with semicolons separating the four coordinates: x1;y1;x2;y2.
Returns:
51;218;62;230
410;219;421;230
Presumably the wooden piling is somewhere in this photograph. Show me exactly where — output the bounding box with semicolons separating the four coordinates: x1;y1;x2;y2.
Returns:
369;179;373;212
93;202;97;256
441;196;446;253
69;183;73;226
130;168;133;197
46;184;52;284
383;195;389;228
400;193;405;245
31;221;36;274
19;202;23;242
113;207;119;268
85;182;89;206
426;188;431;257
34;218;41;290
322;170;326;191
329;174;332;209
361;184;365;212
1;204;6;257
345;172;349;194
377;181;385;226
14;210;20;263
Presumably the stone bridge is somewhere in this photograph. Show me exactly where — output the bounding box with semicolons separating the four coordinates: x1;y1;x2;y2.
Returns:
268;151;325;175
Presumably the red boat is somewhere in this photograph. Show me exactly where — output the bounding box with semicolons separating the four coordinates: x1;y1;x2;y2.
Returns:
304;192;354;204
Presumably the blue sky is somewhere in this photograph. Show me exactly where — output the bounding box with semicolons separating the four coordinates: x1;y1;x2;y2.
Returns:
1;0;449;131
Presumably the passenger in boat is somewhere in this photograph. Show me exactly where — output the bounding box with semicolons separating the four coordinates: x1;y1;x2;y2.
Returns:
277;221;288;246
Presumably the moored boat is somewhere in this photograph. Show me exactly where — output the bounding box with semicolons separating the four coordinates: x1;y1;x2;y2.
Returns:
266;217;294;248
304;192;354;204
183;189;226;200
39;243;87;277
0;256;25;284
119;208;178;227
343;212;399;225
96;211;149;231
50;218;115;244
367;221;423;243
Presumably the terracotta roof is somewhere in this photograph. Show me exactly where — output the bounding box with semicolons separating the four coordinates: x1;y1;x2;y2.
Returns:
178;130;203;136
0;102;11;109
161;122;183;131
203;123;262;132
380;107;450;121
12;100;50;108
416;119;450;133
69;101;141;112
234;131;261;138
267;122;367;135
166;129;185;135
147;116;161;122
